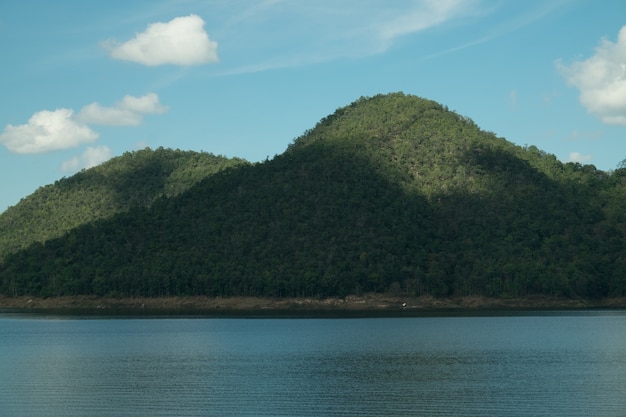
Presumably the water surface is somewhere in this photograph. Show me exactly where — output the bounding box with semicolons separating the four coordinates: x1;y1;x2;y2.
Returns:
1;311;625;416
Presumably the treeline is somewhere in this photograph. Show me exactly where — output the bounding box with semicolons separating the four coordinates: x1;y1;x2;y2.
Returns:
1;93;625;299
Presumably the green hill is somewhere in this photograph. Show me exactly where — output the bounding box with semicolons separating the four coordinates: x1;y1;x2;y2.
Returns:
0;148;247;260
1;93;625;299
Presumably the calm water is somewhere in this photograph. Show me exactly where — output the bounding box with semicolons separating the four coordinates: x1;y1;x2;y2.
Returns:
1;311;626;417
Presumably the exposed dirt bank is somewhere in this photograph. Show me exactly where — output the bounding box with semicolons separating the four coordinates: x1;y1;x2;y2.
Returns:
1;294;625;314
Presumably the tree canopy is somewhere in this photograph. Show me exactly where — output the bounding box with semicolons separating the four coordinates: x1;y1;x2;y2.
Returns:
0;147;247;260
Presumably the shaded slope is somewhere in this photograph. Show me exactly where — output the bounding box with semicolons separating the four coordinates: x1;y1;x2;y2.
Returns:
289;93;624;297
1;146;435;297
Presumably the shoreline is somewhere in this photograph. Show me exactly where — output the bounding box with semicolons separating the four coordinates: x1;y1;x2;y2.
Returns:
2;294;626;315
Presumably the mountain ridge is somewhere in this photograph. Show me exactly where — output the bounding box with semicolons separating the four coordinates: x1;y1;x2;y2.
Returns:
1;93;625;300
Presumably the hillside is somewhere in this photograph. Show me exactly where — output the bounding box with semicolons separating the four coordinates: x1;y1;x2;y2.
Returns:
1;93;625;299
0;148;247;260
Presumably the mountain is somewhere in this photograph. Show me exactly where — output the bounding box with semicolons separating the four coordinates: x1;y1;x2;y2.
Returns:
0;148;247;260
1;93;625;299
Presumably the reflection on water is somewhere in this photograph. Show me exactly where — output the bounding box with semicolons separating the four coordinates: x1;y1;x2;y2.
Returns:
1;312;626;416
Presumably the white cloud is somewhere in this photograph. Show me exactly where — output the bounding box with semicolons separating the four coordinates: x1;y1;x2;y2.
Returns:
567;152;593;164
0;109;98;154
62;146;113;172
105;14;219;66
77;93;169;126
558;25;626;126
1;93;168;154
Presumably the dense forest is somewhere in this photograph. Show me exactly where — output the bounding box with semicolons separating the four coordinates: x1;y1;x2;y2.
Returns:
1;93;625;299
0;148;247;260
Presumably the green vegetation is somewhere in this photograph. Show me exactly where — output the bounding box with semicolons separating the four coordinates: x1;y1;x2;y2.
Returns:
1;93;625;300
0;148;247;260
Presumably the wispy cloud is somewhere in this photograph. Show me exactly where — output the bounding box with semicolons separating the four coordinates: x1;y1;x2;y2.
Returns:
558;25;626;126
104;14;219;66
375;0;472;45
205;0;574;76
209;0;481;74
423;0;568;60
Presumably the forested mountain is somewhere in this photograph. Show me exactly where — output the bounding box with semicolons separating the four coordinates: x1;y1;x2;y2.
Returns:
1;93;625;299
0;148;247;260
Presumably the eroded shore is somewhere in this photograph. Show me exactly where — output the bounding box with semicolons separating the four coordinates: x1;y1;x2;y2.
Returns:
2;294;625;314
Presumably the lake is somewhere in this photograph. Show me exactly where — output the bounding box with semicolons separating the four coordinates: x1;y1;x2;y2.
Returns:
1;310;625;416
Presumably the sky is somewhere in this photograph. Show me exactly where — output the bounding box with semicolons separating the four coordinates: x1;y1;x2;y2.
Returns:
1;0;625;212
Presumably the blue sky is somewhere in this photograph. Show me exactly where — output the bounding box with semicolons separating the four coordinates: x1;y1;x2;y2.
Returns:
1;0;625;212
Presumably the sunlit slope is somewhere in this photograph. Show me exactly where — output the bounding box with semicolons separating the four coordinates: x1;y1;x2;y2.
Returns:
0;148;247;260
